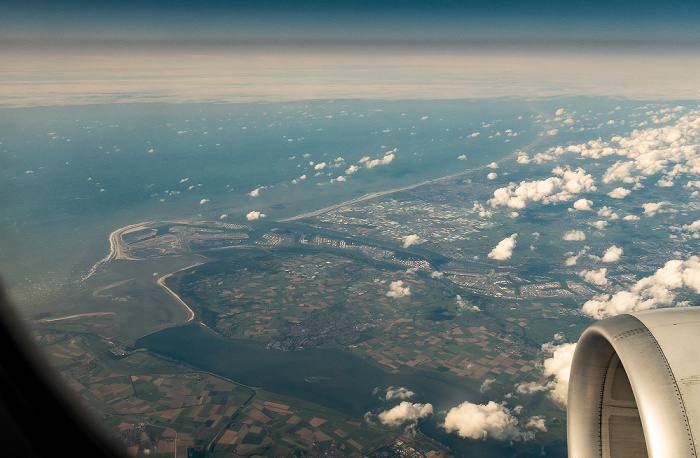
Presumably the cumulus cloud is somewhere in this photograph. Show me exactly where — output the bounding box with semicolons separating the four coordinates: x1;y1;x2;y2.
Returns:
442;401;527;441
487;172;498;180
565;249;587;266
527;416;547;432
455;294;480;312
562;111;700;188
608;187;631;199
249;186;266;197
384;387;415;401
488;161;498;168
488;167;596;209
597;206;619;220
516;152;530;164
199;199;210;204
642;201;670;216
542;341;577;405
582;257;700;319
624;214;641;221
480;378;496;394
602;245;623;262
378;402;433;427
430;271;443;278
246;210;266;220
365;149;397;169
386;280;411;298
402;234;421;248
562;230;586;241
518;340;577;406
472;202;492;218
458;154;467;160
488;234;517;260
314;162;327;170
573;198;593;210
346;164;359;174
579;268;608;286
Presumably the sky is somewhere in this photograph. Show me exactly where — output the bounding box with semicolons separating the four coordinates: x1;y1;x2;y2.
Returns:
2;1;700;104
3;0;700;50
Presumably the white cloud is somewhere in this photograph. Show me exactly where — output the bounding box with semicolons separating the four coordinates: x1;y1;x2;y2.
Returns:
488;234;517;260
386;280;411;298
246;210;266;220
568;112;700;188
442;401;527;441
602;245;623;262
541;341;577;406
378;401;433;426
487;172;498;180
642;201;670;216
469;132;480;138
314;162;327;170
579;268;608;286
458;154;467;160
573;198;593;211
565;249;587;266
199;199;209;204
581;257;700;319
219;214;227;219
488;167;596;209
527;416;547;432
562;230;586;241
608;187;631;199
480;378;496;394
384;387;415;401
402;234;420;248
249;186;265;197
488;161;498;168
555;108;565;116
516;152;530;164
455;294;480;312
179;177;189;183
624;214;641;221
430;271;443;278
364;148;398;169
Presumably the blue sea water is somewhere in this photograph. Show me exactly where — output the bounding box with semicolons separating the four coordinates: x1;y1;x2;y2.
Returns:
0;99;537;309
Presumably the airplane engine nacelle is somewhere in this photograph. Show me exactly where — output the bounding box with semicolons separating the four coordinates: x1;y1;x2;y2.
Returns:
567;308;700;458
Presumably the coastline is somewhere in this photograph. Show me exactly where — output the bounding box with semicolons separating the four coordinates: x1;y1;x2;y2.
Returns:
156;263;202;323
